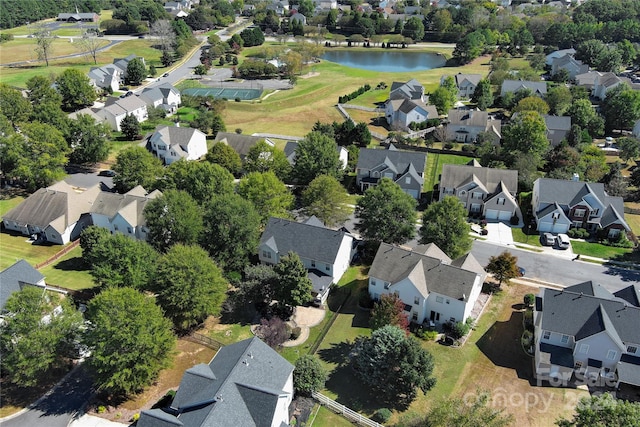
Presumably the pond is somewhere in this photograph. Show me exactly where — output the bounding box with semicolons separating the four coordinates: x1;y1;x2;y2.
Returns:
322;50;446;72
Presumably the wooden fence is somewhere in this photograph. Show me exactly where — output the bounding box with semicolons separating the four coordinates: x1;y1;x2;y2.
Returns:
35;240;80;269
184;332;224;351
312;392;384;427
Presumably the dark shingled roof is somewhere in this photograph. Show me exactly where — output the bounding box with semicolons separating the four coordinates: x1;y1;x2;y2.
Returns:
138;337;293;427
0;259;45;310
440;164;518;195
389;79;423;101
614;284;640;307
2;187;70;230
539;342;574;368
369;243;483;301
260;217;351;265
356;146;426;176
213;132;266;160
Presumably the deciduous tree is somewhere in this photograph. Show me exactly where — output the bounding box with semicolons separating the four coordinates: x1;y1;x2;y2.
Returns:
485;251;519;286
545;85;573;116
245;139;291;180
411;390;513;427
67;114;111;164
617;137;640;164
0;83;32;125
84;287;175;397
113;146;162;192
513;96;550;115
33;23;54;67
120;113;141;140
502;111;549;164
600;84;640;133
143;189;203;251
237;171;294;223
471;79;493;110
419;196;472;259
159;160;234;204
556;393;640;427
292;131;343;185
302;175;352;227
55;68;97;111
294;355;327;396
273;252;313;308
370;293;409;333
206;142;242;175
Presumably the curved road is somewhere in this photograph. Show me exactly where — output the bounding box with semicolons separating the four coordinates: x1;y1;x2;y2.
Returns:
0;37;123;67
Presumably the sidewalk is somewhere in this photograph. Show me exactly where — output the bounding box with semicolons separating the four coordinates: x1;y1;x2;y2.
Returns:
69;414;128;427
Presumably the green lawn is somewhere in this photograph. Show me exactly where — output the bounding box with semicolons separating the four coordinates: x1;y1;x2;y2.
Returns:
38;246;95;290
571;240;636;261
423;152;475;203
0;196;24;217
0;232;64;271
208;322;253;346
308;404;356;427
511;227;543;247
625;212;640;236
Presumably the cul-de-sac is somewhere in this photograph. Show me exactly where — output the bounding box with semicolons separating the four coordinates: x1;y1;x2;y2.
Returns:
1;1;640;426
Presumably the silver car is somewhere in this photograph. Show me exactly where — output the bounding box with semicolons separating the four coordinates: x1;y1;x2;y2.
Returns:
542;233;556;246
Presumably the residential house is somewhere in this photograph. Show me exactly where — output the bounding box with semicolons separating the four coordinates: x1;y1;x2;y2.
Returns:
259;217;356;304
534;282;640;401
545;48;576;66
283;141;348;169
68;107;103;124
551;55;589;80
212;132;275;162
355;144;426;199
97;96;148;131
385;98;438;130
368;243;486;325
543;115;572;146
88;55;145;92
0;260;46;311
56;12;99;22
289;12;307;25
2;182;161;244
139;83;181;114
439;161;519;221
500;80;547;97
388;79;425;102
575;70;603;91
442;73;482;99
137;337;294;427
446;109;502;144
531;177;630;237
266;0;290;16
592;72;626;100
148;125;207;165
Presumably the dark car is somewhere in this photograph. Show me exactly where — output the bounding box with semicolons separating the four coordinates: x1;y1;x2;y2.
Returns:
518;267;525;277
98;170;116;177
162;72;170;77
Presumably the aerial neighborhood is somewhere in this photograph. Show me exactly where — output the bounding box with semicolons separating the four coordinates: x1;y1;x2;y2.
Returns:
2;0;640;426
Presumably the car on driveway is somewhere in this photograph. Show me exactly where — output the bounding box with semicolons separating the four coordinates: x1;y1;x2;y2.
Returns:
98;170;116;177
541;233;556;246
557;233;570;249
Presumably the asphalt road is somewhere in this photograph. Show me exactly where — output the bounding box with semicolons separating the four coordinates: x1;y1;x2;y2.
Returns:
1;366;94;427
470;240;639;292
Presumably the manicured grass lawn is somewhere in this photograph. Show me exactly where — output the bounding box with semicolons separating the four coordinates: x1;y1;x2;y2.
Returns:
39;245;95;290
0;232;64;271
0;196;24;217
512;227;543;247
626;213;640;236
308;404;356;427
571;240;636;261
208;321;253;346
423;152;475;203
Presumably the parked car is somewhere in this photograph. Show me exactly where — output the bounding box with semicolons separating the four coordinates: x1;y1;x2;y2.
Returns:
162;72;170;77
557;233;570;250
518;266;525;277
542;233;556;246
98;170;116;177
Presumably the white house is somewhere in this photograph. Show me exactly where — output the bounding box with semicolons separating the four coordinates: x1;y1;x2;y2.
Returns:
534;281;640;398
97;96;148;131
385;98;439;130
545;48;576;66
500;80;547;97
592;72;627;100
258;216;356;304
368;243;486;325
88;55;145;92
137;337;294;427
550;55;589;80
148;125;207;165
442;73;482;99
139;83;181;114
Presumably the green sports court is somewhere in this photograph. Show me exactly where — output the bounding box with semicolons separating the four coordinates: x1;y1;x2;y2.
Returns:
182;87;263;100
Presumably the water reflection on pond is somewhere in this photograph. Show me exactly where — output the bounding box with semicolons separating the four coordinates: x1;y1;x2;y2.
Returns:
322;50;446;72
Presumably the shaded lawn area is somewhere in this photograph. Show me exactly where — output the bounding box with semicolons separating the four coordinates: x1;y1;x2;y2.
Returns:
0;231;64;270
571;240;637;262
39;245;95;290
309;404;357;427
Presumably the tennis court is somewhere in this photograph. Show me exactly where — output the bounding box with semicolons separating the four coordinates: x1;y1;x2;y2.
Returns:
182;87;263;100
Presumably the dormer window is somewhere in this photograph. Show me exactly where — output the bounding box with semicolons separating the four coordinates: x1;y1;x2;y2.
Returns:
552;212;560;220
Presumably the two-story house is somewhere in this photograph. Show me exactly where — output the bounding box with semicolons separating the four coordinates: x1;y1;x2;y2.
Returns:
139;83;181;114
355;144;426;199
88;55;145;92
213;132;276;163
542;115;572;147
97;96;148;131
384;79;438;130
148;125;207;165
137;337;294;427
532;177;630;237
446;109;502;144
368;243;486;325
258;217;356;304
500;80;547;98
545;48;576;67
441;73;482;99
1;259;46;311
550;55;589;80
439;161;519;221
534;281;640;398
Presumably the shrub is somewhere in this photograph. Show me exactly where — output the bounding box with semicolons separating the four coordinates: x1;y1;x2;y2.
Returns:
374;408;392;423
291;326;302;340
524;294;535;307
235;97;241;102
521;330;533;351
606;233;633;248
97;406;106;414
444;142;455;149
132;413;140;422
448;320;471;339
510;215;519;225
461;144;476;153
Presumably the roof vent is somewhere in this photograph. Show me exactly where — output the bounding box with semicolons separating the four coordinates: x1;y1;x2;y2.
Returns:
242;359;249;366
216;395;223;402
247;352;253;359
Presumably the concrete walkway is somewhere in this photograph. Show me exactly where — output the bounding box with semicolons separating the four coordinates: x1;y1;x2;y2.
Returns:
69;414;128;427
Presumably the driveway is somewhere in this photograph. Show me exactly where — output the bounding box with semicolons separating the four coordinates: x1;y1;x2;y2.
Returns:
484;222;514;246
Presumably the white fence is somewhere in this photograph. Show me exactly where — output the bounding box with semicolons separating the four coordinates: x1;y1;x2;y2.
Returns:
311;391;385;427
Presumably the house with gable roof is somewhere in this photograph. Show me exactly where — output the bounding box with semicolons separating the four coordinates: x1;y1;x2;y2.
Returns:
213;132;276;163
139;83;181;114
97;96;148;131
532;177;630;237
542;114;572;146
446;109;502;144
550;55;589;80
148;125;207;165
368;243;486;325
500;80;547;98
88;54;145;92
592;72;627;100
441;73;482;99
384;79;438;130
259;217;356;304
574;70;603;91
534;281;640;400
545;48;576;66
0;260;46;311
137;336;294;427
356;144;426;199
439;161;519;221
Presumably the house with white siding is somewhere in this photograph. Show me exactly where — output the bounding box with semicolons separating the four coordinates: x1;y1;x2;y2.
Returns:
97;96;148;131
148;125;207;165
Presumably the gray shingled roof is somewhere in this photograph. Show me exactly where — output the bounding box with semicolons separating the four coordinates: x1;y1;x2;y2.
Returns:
0;259;45;310
213;132;265;160
618;354;640;386
454;73;482;87
539;285;640;345
140;83;179;104
501;80;547;95
2;187;68;229
389;79;423;101
149;126;202;152
614;284;640;307
356;146;426;176
138;337;293;427
440;164;517;195
369;243;482;301
542;115;571;132
260;217;350;264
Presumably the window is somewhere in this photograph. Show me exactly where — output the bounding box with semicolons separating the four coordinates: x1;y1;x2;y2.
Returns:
561;335;569;344
627;345;638;354
325;264;330;271
262;250;272;259
606;350;617;360
384;282;390;289
127;227;132;234
114;224;118;231
574;208;586;218
405;177;411;184
446;299;450;304
412;312;418;321
543;330;551;340
436;296;443;303
592;208;599;215
497;197;505;205
458;190;466;196
311;260;316;267
371;280;376;287
414;296;420;305
472;192;483;200
579;344;589;354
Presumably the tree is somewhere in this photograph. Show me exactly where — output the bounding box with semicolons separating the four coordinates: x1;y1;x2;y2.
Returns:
245;139;291;180
292;131;343;185
453;31;486;64
80;226;112;266
600;84;640;133
419;196;472;259
192;110;226;135
55;68;97;111
113;146;163;192
151;19;177;59
430;81;457;115
84;287;175;397
154;244;227;331
402;16;424;41
125;57;147;86
257;317;288;348
618;137;640;164
120;113;141;140
567;98;603;137
513;96;550;115
545;85;573;116
68;114;111;164
293;355;327;396
556;393;640;427
144;189;203;251
355;178;417;245
78;35;103;65
237;171;294;223
194;64;208;78
33;23;54;67
238;264;278;309
370;293;409;333
0;83;32;125
202;193;261;272
502;111;549;164
413;391;513;427
578;145;609;182
88;233;158;290
471;79;493;110
273;252;313;308
302;175;352;227
0;287;83;387
351;325;436;406
485;251;519;286
206;142;242;175
603;162;627;198
159;160;234;204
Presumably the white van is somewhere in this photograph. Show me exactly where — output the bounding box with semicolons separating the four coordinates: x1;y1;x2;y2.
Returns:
557;234;570;250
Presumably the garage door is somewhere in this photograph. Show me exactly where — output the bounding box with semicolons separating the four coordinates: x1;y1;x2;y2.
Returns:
498;210;512;220
485;209;499;220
